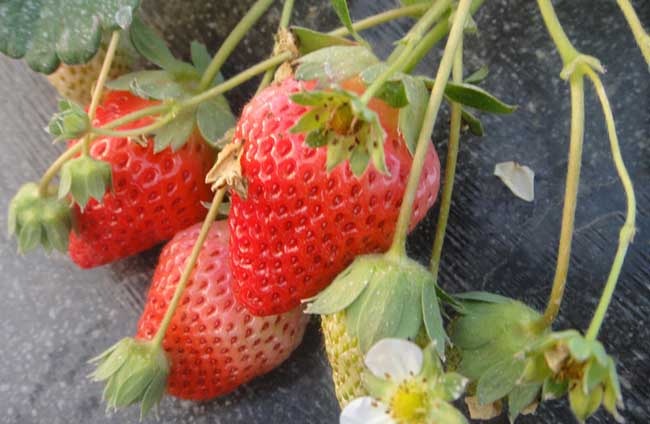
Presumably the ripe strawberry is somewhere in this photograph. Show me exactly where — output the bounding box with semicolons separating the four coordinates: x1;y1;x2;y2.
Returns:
68;91;215;268
46;37;135;104
228;77;441;315
135;220;309;400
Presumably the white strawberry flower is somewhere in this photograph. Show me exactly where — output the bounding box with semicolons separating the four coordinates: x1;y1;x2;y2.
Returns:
340;339;468;424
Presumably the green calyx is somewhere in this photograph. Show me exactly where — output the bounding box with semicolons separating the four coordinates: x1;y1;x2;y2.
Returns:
363;344;468;424
8;182;71;254
89;337;169;419
290;89;387;176
449;293;547;421
48;99;90;140
304;254;446;356
522;330;623;422
58;156;112;209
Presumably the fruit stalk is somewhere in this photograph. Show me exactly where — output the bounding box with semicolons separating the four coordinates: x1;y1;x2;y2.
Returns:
429;38;463;280
327;3;429;37
258;0;296;92
616;0;650;66
198;0;275;91
388;0;473;258
151;187;226;349
584;67;636;340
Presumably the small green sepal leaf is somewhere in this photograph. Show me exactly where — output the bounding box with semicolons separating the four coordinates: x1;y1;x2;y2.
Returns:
58;155;112;209
291;27;354;55
89;337;169;418
0;0;140;73
422;281;445;358
477;359;526;405
460;108;484;136
8;183;71;254
330;0;367;45
508;383;541;422
48;100;90;140
295;46;378;86
444;81;516;114
107;70;187;100
464;66;489;85
153;110;196;153
197;97;236;147
190;41;211;75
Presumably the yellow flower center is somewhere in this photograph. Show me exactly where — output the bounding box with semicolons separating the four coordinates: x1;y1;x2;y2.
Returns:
390;381;428;423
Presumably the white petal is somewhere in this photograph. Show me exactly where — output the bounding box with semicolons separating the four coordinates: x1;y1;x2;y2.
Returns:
494;161;535;202
340;397;394;424
365;338;423;382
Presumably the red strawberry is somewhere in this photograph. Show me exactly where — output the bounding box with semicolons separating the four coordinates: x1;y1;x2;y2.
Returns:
68;91;215;268
135;220;309;400
228;77;441;316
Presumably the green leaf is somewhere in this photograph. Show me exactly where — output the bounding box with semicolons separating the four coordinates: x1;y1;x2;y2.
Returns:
153;110;196;153
359;64;409;109
445;82;516;114
196;98;236;147
291;26;354;55
304;256;377;315
330;0;366;45
460;107;484;136
290;108;327;134
508;383;541;421
453;291;511;304
542;377;568;400
190;41;211;74
422;281;446;358
129;15;196;78
108;70;188;100
295;46;378;85
477;359;526;404
399;76;428;154
0;0;140;73
464;66;489;85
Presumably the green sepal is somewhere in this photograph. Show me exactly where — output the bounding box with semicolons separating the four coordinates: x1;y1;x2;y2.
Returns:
542;377;568;400
8;183;72;254
294;46;378;86
107;70;188;100
460;108;484;136
152;109;196;153
569;383;603;423
129;15;197;79
330;0;367;45
361;370;394;400
427;401;468;424
291;27;354;55
508;383;541;422
477;359;526;405
58;155;112;209
453;291;512;304
290;88;387;176
190;41;211;75
422;280;445;358
464;66;489;85
48;99;90;140
444;81;516;114
438;372;469;402
0;0;140;74
89;337;169;418
303;255;378;314
196;97;236;147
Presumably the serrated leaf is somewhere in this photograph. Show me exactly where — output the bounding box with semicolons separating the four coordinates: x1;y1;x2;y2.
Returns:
477;360;526;404
0;0;140;73
153;110;195;153
399;76;428;154
295;46;378;85
423;281;446;358
196;98;236;147
460;107;484;136
445;82;516;114
291;26;354;55
464;66;489;85
129;15;196;78
508;383;541;421
190;41;211;74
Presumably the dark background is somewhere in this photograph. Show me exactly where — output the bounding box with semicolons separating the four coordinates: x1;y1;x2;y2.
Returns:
0;0;648;423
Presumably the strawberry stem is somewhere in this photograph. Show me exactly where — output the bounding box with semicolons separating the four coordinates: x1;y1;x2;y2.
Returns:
584;68;636;341
387;0;473;258
197;0;275;91
327;3;429;37
257;0;296;92
429;39;463;281
151;187;227;350
616;0;650;66
360;0;451;105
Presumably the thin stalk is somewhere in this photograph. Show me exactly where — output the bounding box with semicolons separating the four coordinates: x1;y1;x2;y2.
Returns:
151;187;226;349
328;3;429;37
537;0;579;63
430;39;463;280
536;74;585;330
258;0;296;92
92;114;175;138
585;69;636;340
387;0;473;258
616;0;650;66
360;0;451;105
101;104;171;130
198;0;275;91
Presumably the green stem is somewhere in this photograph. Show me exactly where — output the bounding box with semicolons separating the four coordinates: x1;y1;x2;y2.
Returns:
360;0;451;105
536;73;585;331
92;114;175;138
151;187;226;349
258;0;296;92
616;0;650;66
38;143;84;196
537;0;579;63
387;0;473;258
198;0;275;91
101;104;171;131
402;0;484;74
429;39;463;280
328;3;429;37
584;69;637;340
